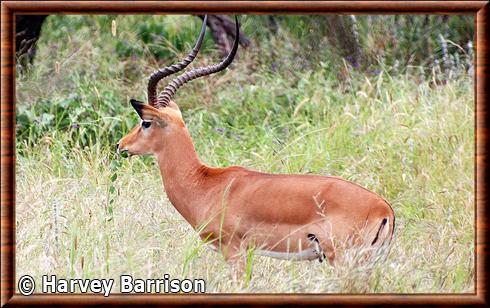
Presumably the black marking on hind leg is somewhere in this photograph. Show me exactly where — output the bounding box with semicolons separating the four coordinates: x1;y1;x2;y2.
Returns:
307;233;326;263
371;218;387;245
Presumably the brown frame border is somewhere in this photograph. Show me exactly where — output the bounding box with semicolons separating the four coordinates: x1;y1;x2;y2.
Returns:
1;1;488;306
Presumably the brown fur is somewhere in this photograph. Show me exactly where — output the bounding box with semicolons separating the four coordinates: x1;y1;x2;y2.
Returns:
118;101;395;269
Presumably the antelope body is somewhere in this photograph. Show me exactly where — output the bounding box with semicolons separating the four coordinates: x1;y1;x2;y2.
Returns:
117;16;395;269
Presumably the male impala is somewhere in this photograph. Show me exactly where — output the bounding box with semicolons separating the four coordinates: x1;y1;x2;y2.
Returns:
117;16;395;270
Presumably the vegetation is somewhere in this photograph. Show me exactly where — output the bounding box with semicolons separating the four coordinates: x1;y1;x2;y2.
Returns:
16;15;474;293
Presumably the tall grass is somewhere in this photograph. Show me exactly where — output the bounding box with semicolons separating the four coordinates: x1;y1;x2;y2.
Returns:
16;15;474;293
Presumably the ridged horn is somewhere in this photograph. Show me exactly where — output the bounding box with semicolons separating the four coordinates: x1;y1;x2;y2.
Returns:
147;15;208;107
157;16;239;107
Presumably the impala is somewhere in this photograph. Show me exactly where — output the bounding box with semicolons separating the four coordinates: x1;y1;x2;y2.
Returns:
117;16;395;271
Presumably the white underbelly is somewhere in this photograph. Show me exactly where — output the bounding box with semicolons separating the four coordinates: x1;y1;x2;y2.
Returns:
254;248;318;261
206;244;320;261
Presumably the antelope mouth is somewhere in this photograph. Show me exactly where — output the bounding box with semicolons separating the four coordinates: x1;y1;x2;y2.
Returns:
119;149;130;158
116;144;131;158
117;148;153;158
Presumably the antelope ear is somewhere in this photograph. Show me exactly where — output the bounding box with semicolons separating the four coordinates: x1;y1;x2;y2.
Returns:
166;100;183;117
130;99;162;121
130;99;146;119
130;99;168;127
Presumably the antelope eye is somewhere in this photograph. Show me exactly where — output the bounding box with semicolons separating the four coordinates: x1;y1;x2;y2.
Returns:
142;121;152;129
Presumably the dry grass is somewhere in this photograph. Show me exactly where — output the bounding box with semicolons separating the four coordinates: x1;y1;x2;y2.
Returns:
16;144;475;293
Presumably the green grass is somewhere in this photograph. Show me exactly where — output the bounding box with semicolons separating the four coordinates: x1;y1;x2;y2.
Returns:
16;15;474;293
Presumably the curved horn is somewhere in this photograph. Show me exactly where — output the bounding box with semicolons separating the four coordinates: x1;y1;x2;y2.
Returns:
157;16;240;107
147;15;208;107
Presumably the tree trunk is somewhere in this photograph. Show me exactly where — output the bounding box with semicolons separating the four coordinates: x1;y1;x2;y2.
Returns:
325;15;363;68
198;15;251;56
16;15;48;70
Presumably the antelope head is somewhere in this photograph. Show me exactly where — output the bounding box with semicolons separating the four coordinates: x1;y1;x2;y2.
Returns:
117;15;239;157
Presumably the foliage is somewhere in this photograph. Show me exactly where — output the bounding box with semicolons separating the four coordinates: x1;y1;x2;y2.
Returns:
16;15;473;149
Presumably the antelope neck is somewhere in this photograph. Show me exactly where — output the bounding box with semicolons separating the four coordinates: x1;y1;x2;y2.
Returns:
154;125;209;226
